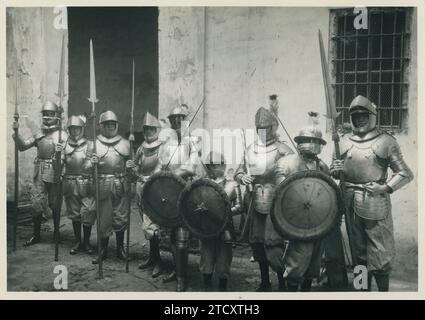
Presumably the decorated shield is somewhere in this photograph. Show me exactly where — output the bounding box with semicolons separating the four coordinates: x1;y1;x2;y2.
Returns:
141;171;187;228
178;178;231;239
271;170;343;241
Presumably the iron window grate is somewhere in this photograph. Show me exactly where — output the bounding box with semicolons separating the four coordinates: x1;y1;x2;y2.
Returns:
331;8;409;129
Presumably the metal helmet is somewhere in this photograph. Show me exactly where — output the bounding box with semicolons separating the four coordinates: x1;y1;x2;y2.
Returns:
349;95;377;134
67;115;85;128
168;104;189;130
41;101;60;126
168;104;189;119
99;110;118;124
294;126;326;156
255;107;278;128
142;112;160;143
255;107;278;144
99;110;118;138
67;115;85;141
41;101;60;113
142;112;161;128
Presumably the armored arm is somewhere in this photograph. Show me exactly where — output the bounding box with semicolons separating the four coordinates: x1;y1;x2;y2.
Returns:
13;132;36;151
230;183;243;215
176;140;198;179
82;141;94;173
274;155;292;185
386;142;414;193
319;160;331;175
234;156;247;184
128;147;142;182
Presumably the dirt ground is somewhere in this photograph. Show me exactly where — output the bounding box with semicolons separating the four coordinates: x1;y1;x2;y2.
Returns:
7;203;418;293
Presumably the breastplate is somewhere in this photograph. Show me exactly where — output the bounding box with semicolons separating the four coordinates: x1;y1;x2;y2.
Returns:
247;143;279;184
98;146;126;174
37;132;57;159
162;141;191;172
343;140;387;183
65;145;87;175
138;146;160;176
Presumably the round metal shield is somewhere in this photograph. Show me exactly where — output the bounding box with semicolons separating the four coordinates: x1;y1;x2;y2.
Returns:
271;170;343;241
178;178;231;239
141;171;187;228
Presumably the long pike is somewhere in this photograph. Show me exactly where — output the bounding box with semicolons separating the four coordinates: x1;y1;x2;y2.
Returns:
88;39;103;279
126;60;136;273
318;29;357;267
54;33;66;261
13;67;20;251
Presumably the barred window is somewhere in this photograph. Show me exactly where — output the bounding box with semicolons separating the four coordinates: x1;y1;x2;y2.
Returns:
330;8;411;129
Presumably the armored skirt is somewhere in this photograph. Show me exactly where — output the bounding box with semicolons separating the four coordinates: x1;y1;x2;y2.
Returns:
95;174;130;238
63;176;96;226
29;160;63;219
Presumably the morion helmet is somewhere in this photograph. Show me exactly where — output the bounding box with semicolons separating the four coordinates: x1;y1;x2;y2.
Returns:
349;95;377;134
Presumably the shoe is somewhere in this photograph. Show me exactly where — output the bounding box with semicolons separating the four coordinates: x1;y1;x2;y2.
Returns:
176;277;186;292
83;226;94;254
92;237;109;264
151;263;163;278
163;271;177;283
115;231;128;261
203;274;213;292
82;243;94;255
23;217;42;247
138;257;154;270
70;242;83;255
218;278;228;292
23;236;40;247
255;282;272;292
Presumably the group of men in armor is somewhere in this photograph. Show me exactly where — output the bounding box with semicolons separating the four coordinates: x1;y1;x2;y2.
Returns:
12;93;413;292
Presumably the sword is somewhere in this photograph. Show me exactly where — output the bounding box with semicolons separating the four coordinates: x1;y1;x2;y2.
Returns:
126;59;136;273
54;33;66;261
88;39;103;279
13;67;20;251
318;29;357;267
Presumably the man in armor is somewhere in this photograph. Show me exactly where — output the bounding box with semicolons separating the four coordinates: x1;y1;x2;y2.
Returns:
62;115;95;255
330;95;414;291
234;106;294;292
265;113;330;291
126;112;164;278
200;151;242;292
84;110;131;264
12;101;67;246
159;104;200;292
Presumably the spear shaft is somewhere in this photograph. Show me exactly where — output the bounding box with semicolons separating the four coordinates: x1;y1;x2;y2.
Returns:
126;60;135;273
13;68;20;251
54;33;66;261
89;39;103;279
318;29;357;267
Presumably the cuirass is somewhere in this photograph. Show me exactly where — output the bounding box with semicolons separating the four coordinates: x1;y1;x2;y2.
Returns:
343;139;387;183
137;146;160;176
160;139;191;172
37;131;59;159
98;146;126;174
246;143;280;184
65;144;88;175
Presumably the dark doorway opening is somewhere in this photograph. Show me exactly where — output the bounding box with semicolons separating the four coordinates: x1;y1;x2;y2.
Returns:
68;7;158;144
